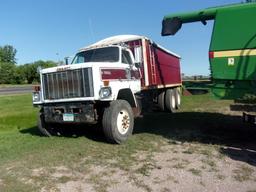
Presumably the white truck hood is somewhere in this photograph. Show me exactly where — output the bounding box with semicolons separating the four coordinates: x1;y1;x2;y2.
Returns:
41;62;123;74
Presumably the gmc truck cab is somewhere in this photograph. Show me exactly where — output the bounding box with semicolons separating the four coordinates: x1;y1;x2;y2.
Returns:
33;45;141;143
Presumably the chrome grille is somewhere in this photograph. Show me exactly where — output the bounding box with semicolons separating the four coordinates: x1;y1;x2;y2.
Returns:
42;68;94;100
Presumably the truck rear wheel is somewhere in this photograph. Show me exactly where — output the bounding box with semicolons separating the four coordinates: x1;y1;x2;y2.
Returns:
165;89;176;113
102;100;134;144
158;91;165;111
174;87;181;109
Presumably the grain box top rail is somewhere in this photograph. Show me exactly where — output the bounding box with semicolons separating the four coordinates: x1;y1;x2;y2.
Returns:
79;35;181;59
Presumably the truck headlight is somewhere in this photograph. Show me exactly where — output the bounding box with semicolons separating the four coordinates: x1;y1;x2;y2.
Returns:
32;92;41;102
99;87;112;99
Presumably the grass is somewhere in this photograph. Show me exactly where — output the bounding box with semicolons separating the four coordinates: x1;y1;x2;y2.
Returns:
216;174;226;180
88;173;113;192
233;165;254;182
182;146;198;154
188;168;202;176
135;162;156;176
0;93;254;191
0;84;34;88
173;163;186;169
201;158;219;173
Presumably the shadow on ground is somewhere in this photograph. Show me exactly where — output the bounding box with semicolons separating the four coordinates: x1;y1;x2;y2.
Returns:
134;112;256;166
20;111;256;166
20;124;107;143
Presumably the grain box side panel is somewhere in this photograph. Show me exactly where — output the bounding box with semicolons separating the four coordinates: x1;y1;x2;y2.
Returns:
153;45;181;87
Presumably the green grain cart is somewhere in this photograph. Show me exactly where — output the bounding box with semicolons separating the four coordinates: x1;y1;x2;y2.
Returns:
162;2;256;100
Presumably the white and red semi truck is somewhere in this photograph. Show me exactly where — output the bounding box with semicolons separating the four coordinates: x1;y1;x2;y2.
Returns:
33;35;182;143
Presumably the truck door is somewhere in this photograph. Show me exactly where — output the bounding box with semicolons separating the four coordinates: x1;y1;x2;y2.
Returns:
121;49;132;79
121;49;141;91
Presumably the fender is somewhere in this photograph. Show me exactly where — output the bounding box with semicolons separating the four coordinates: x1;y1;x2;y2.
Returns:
117;88;137;108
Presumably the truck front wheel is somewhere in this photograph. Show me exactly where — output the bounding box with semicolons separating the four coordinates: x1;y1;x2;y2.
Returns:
38;113;57;136
102;100;134;144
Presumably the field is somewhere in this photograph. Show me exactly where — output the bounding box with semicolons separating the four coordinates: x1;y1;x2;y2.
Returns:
0;93;256;192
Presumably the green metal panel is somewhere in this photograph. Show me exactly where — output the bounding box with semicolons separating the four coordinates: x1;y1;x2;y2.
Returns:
210;5;256;51
211;56;256;80
211;80;256;99
211;56;256;99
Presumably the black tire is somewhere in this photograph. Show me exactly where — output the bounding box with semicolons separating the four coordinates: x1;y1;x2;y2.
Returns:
174;87;181;109
165;89;176;113
38;113;58;136
134;97;142;118
158;91;165;111
102;100;134;144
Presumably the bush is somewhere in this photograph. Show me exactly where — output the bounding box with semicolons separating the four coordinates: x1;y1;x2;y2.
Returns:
0;44;57;84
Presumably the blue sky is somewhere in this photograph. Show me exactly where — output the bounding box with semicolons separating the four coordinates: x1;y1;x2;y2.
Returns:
0;0;243;75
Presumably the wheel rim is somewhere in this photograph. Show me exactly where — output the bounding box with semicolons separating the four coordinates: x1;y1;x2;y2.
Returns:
117;109;130;135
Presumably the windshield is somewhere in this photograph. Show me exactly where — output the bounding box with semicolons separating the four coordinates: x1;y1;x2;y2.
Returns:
72;47;119;64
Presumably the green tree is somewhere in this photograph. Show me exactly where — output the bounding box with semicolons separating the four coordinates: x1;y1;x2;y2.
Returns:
0;62;16;84
22;60;57;83
14;65;26;84
0;45;17;63
0;44;57;84
0;45;17;84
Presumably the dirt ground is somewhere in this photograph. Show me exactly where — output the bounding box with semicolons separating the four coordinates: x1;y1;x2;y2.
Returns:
31;141;256;192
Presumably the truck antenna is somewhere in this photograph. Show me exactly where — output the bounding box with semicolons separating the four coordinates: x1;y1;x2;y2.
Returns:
88;18;95;42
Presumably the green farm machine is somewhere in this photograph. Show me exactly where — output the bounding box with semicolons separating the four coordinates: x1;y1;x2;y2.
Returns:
162;2;256;100
161;2;256;122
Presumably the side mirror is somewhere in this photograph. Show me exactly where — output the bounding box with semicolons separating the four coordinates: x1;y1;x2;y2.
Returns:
134;46;143;64
37;66;42;73
135;62;142;68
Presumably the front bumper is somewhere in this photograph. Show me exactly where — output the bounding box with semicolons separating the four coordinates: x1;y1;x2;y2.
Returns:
43;102;97;124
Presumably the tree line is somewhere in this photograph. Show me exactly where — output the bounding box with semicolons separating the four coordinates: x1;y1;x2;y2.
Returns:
0;45;57;84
